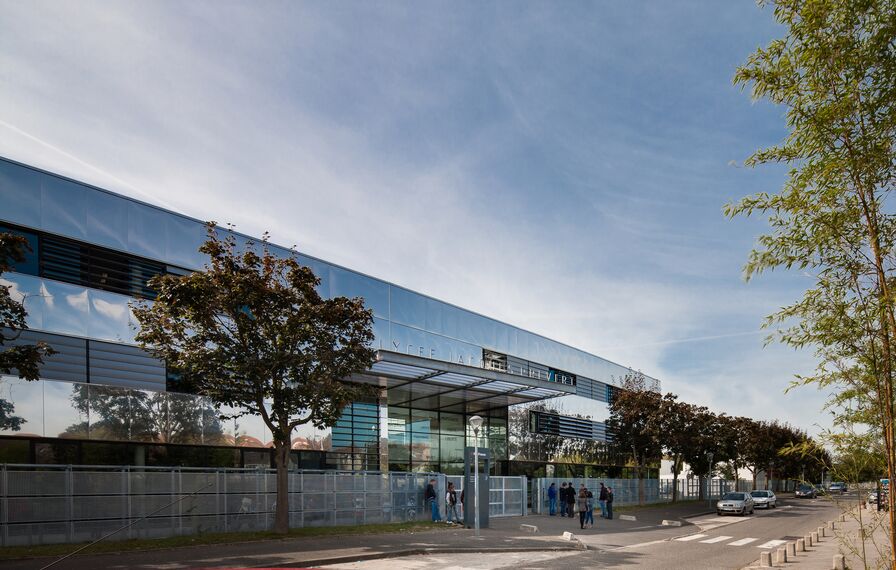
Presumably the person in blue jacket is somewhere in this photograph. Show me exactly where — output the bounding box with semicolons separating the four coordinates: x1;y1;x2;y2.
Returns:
547;483;558;516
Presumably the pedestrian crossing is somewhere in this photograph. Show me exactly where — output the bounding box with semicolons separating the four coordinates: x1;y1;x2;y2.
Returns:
673;534;790;548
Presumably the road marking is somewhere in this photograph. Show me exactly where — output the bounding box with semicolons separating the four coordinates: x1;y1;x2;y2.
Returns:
728;537;758;546
699;535;733;544
674;533;708;542
756;539;788;549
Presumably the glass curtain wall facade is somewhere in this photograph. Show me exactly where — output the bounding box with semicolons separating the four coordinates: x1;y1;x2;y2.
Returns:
0;157;658;476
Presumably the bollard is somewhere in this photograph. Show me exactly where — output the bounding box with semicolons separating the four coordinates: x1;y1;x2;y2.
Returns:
839;514;845;522
812;531;819;544
833;553;845;570
760;551;773;567
805;534;813;547
776;547;787;564
829;520;835;530
787;542;797;557
797;538;806;552
818;526;825;538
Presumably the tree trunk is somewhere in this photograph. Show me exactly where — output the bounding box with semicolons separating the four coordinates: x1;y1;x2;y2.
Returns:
751;470;757;491
638;465;646;505
697;475;705;501
671;455;681;503
273;442;290;534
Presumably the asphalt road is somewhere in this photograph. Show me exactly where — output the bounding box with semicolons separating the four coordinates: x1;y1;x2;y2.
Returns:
327;495;851;570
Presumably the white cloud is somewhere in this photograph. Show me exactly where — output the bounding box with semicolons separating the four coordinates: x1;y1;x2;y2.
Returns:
0;1;830;434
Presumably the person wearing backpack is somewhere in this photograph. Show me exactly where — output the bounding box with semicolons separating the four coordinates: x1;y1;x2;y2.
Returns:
445;482;459;523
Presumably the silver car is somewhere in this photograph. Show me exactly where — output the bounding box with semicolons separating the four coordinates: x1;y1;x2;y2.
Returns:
750;489;777;509
717;491;755;516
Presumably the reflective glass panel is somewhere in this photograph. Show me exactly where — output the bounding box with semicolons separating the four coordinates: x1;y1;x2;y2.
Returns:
165;215;207;269
0;274;44;329
330;266;389;319
0;160;41;228
0;376;43;437
42;175;88;240
44;380;87;439
127;202;169;261
389;286;425;329
86;190;129;251
40;280;88;337
88;289;134;343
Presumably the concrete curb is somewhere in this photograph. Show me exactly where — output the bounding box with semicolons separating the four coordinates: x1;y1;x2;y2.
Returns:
263;545;584;567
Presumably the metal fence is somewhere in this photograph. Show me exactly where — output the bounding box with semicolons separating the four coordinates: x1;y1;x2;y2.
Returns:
659;478;798;501
531;477;658;514
0;465;529;547
0;464;450;547
446;475;527;518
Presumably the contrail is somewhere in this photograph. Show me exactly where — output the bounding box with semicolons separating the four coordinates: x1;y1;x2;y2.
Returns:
0;119;175;209
599;329;767;351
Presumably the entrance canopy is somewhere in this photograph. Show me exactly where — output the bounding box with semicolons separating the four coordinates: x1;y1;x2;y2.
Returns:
352;350;575;413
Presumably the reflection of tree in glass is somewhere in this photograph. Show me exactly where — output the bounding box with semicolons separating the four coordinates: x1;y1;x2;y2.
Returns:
0;398;24;431
63;384;223;444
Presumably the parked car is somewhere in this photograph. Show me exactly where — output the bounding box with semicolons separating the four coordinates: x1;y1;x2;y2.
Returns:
795;484;817;499
717;491;755;516
829;482;847;494
750;489;777;509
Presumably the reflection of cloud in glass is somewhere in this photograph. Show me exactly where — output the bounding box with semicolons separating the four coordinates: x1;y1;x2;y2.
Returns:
92;297;127;321
65;289;89;312
40;282;53;309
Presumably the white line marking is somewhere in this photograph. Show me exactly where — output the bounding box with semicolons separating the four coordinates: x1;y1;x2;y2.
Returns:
700;535;733;544
756;539;788;549
728;537;758;546
675;534;708;542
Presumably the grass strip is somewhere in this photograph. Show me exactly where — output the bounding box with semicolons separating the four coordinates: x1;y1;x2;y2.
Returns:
0;520;446;560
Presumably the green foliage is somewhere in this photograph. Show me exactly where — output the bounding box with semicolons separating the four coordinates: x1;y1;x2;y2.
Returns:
132;223;376;533
732;0;896;560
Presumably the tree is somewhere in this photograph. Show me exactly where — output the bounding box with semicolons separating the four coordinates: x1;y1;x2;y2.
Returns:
606;371;662;504
655;394;697;502
730;1;896;561
132;224;376;534
0;232;54;430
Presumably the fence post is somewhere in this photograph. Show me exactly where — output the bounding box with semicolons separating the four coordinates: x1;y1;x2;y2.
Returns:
125;466;132;539
222;469;228;532
1;464;8;547
521;476;527;516
66;465;74;543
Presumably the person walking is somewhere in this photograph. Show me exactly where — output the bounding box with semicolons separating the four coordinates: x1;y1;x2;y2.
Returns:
566;482;576;518
585;488;595;528
425;479;442;522
577;488;589;530
606;486;614;520
547;483;558;516
598;482;608;518
445;482;459;523
559;483;568;516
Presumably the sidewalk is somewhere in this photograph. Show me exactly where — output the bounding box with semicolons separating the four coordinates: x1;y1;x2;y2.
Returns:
743;506;891;569
1;520;578;570
2;501;716;570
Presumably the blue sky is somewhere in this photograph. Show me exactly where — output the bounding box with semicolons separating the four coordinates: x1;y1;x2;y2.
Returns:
0;2;831;432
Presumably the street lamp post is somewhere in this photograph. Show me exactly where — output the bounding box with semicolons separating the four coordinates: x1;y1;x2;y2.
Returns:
706;450;714;510
468;415;483;538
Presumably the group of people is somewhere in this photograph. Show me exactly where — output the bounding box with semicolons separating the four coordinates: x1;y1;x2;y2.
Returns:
547;481;613;529
425;479;462;524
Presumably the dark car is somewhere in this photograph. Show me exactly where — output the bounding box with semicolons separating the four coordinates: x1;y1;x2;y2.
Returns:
795;484;817;499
